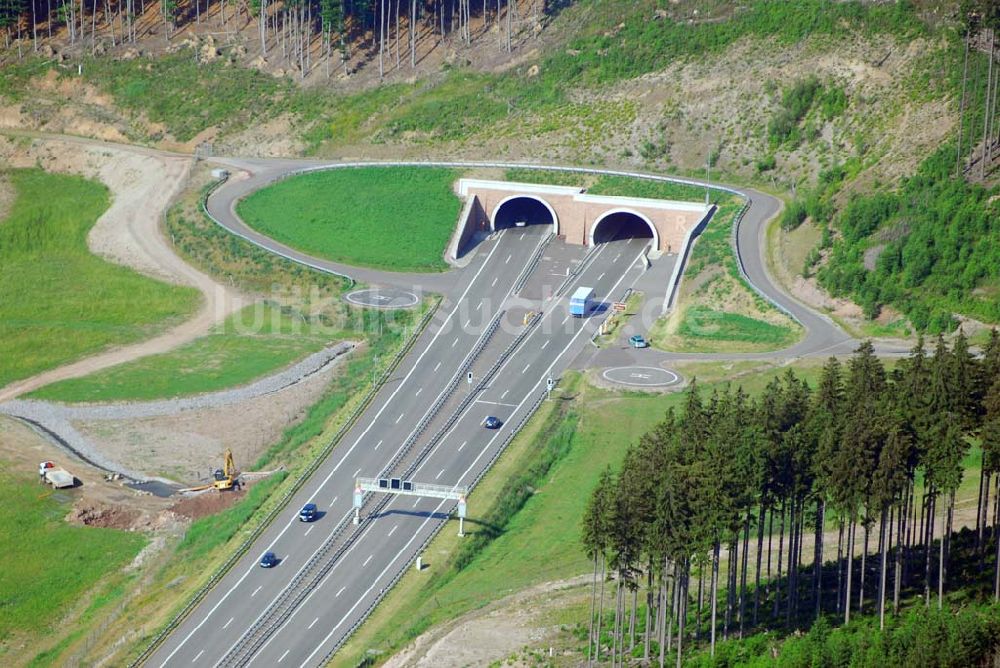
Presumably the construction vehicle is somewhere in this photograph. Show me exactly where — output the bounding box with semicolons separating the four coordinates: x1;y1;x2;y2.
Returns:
212;449;239;490
39;460;75;488
179;449;241;493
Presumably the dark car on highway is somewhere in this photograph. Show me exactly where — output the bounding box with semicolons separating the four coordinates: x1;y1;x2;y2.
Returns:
259;551;279;568
299;503;318;522
483;416;502;429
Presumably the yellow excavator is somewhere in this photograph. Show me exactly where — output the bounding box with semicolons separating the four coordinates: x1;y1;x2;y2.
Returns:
212;449;239;491
180;449;240;493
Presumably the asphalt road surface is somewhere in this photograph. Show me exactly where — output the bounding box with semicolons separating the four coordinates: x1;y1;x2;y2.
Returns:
150;159;883;667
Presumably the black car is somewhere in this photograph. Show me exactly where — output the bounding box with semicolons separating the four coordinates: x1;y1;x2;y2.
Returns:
299;503;318;522
483;416;502;429
259;551;279;568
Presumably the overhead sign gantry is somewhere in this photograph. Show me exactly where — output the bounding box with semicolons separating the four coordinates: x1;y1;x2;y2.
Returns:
354;476;469;536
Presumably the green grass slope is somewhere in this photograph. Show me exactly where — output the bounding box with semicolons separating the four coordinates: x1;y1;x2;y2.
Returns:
236;167;461;272
0;169;200;389
29;303;345;403
0;468;147;644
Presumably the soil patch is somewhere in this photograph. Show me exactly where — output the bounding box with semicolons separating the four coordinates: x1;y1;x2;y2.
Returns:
0;172;12;222
170;488;247;520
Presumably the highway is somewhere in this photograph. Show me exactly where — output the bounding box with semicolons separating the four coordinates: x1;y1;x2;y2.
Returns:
151;208;651;665
147;159;866;667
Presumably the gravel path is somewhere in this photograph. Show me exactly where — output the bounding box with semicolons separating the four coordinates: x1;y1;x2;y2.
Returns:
0;343;354;480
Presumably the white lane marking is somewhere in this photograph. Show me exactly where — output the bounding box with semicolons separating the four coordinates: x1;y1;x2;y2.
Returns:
252;586;262;597
415;388;422;397
615;253;621;261
501;390;509;400
192;650;204;663
452;337;459;348
522;363;531;374
278;649;290;663
475;399;518;407
519;232;525;240
436;469;445;480
353;468;361;478
413;498;421;508
305;525;314;536
433;361;442;372
329;495;338;506
464;319;471;328
222;617;233;630
541;339;550;349
363;554;374;567
388;525;398;537
598;272;605;281
336;586;346;597
491;276;498;287
458;440;467;452
374;440;383;451
561;314;569;325
156;226;510;667
505;254;511;264
396;412;404;423
476;302;483;311
308;617;319;629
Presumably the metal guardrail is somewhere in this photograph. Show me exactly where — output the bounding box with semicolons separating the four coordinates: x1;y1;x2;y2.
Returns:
129;301;438;667
512;233;552;296
729;196;800;324
200;174;356;288
591;287;634;346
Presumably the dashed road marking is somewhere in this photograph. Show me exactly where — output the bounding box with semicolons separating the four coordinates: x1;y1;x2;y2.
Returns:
305;525;314;536
278;649;290;663
363;554;373;567
336;586;346;597
388;525;398;537
308;617;319;630
412;498;421;508
192;650;204;663
501;389;509;400
353;468;361;478
505;254;512;264
492;276;499;287
374;440;383;451
415;388;422;396
458;440;467;452
598;272;605;281
252;586;262;597
222;617;233;630
329;495;338;506
433;361;442;372
541;339;551;349
452;337;459;348
522;363;531;373
396;412;405;423
436;468;445;480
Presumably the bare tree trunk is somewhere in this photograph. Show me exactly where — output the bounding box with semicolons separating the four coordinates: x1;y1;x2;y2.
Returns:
739;513;750;637
836;518;844;614
858;521;869;614
754;504;766;626
710;542;719;657
879;506;889;629
982;29;996;179
773;502;785;619
844;518;855;625
815;499;825;619
956;27;972;176
596;557;606;664
675;563;687;668
588;556;598;666
925;491;935;607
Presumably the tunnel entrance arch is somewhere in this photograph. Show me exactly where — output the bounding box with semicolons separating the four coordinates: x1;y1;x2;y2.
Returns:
490;196;559;235
589;209;658;248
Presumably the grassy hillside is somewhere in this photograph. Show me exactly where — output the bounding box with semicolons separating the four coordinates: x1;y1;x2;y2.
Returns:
28;303;344;403
0;468;146;647
0;169;200;389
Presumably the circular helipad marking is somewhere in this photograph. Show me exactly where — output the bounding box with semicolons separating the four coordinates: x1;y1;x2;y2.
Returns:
601;366;681;388
345;288;419;309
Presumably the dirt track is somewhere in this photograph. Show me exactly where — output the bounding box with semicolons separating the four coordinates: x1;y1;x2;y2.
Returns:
0;134;243;402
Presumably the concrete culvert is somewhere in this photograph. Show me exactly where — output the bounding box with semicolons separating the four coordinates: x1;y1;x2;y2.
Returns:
590;210;657;246
491;196;558;233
